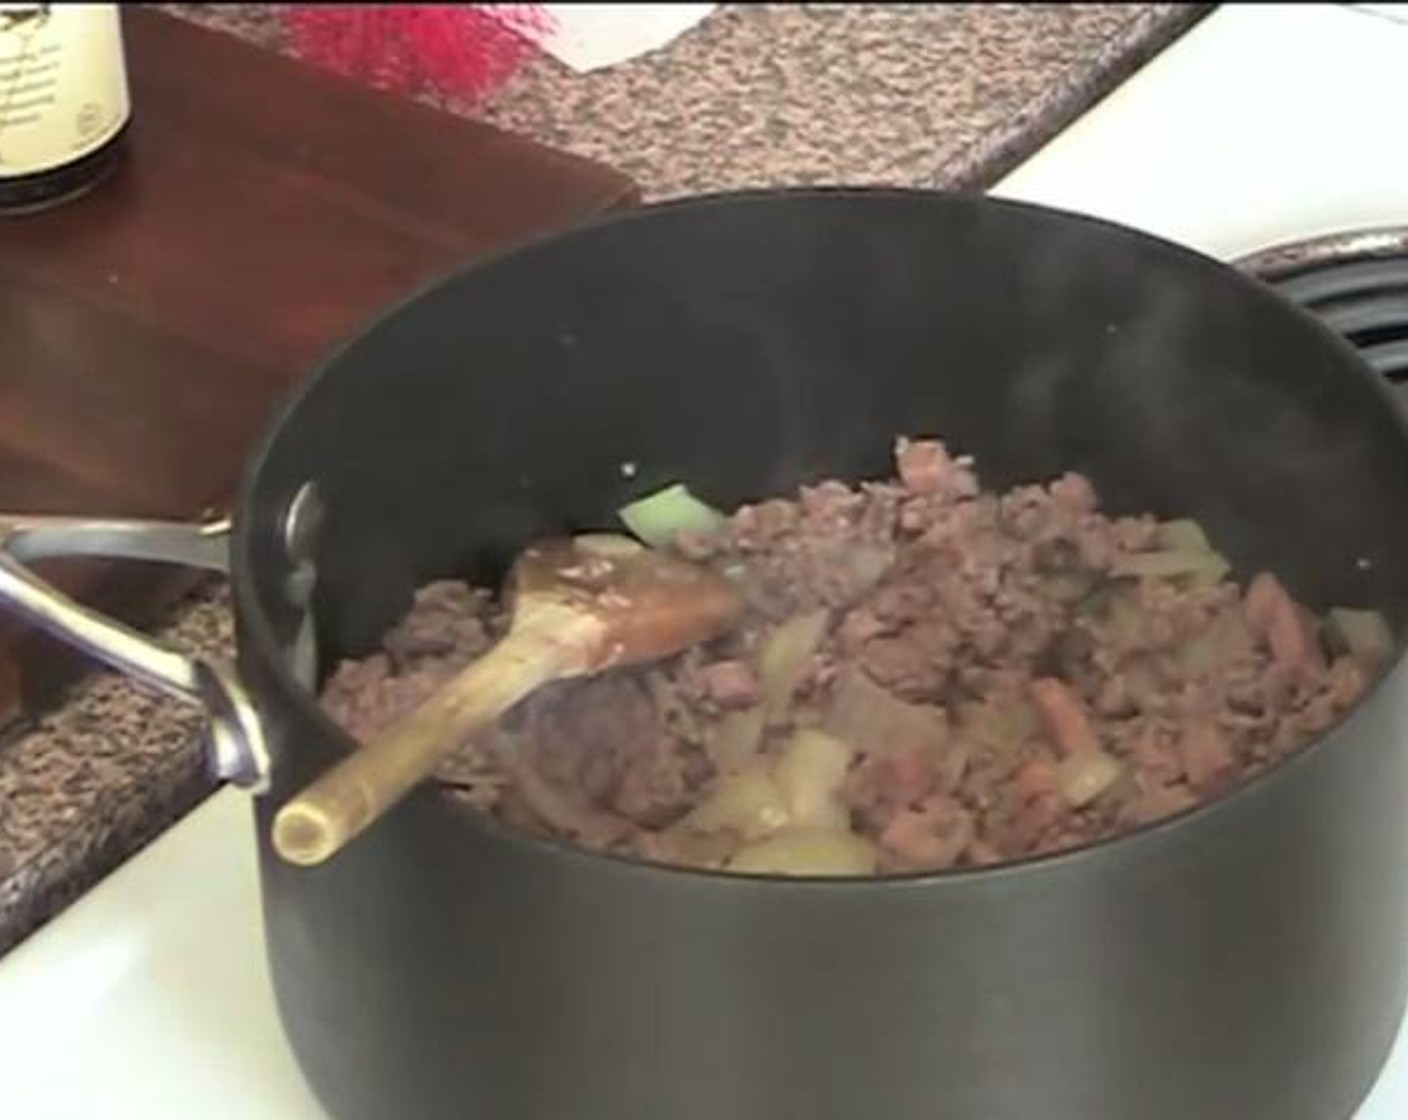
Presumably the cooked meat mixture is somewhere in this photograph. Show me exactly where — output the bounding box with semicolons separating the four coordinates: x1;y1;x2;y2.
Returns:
320;438;1393;876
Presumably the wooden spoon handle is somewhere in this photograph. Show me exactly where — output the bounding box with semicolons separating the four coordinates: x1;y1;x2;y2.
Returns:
272;619;586;867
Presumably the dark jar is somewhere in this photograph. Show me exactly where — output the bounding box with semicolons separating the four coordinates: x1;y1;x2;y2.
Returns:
0;3;130;216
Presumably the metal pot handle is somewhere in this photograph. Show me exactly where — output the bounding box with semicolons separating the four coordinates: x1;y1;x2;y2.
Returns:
0;514;271;793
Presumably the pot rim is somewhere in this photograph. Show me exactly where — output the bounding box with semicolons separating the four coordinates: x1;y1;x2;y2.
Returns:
230;184;1408;886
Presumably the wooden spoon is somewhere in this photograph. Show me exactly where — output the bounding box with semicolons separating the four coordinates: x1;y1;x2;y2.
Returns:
271;534;744;867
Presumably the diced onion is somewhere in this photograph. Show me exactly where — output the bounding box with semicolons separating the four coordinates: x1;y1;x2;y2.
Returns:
681;765;789;840
705;707;767;774
1326;607;1395;669
1055;750;1123;808
773;729;855;829
1115;549;1231;584
958;698;1035;753
1155;519;1214;553
757;610;830;720
727;827;879;876
572;533;647;559
826;667;947;752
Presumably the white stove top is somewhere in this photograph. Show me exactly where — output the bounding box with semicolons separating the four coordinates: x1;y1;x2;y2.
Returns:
4;5;1408;1117
990;2;1408;261
0;790;320;1117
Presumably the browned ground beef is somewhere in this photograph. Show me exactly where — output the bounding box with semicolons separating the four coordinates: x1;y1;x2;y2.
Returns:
320;438;1384;875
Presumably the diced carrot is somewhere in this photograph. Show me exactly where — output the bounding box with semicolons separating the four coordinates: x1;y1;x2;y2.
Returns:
1015;759;1060;801
1245;572;1325;675
1179;721;1235;792
1028;677;1100;756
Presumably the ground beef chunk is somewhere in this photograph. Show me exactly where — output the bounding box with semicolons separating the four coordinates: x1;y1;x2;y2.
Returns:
845;741;938;830
383;581;497;669
895;437;977;499
1120;780;1200;829
1125;722;1183;787
729;498;800;551
523;670;687;817
880;795;975;871
699;660;761;708
320;437;1387;876
837;605;887;652
505;753;634;849
725;481;899;619
321;653;458;743
609;736;693;827
861;631;953;702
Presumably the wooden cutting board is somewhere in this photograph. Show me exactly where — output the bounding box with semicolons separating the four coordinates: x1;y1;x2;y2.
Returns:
0;6;638;723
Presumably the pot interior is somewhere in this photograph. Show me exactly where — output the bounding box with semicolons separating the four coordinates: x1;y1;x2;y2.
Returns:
236;189;1408;747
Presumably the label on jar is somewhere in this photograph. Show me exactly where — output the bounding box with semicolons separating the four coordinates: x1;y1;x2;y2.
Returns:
0;3;129;177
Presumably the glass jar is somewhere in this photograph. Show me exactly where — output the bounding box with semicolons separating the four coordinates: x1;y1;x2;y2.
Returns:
0;3;130;216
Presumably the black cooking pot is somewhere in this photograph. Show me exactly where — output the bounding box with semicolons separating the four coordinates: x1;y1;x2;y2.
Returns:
3;189;1408;1120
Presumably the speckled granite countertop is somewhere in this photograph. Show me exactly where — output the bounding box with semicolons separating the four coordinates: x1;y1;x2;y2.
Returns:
0;2;1209;954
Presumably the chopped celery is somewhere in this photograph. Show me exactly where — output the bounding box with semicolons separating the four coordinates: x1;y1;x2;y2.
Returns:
617;483;728;549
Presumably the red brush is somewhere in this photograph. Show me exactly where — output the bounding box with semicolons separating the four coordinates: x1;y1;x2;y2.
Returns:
282;4;553;103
